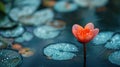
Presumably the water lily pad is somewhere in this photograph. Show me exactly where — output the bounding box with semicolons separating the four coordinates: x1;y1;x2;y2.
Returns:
0;17;17;28
54;1;78;12
0;49;22;67
9;6;36;21
0;24;25;38
14;0;40;7
15;37;25;43
15;32;33;43
19;9;54;26
43;43;78;60
105;34;120;49
9;0;40;21
22;32;33;41
4;1;12;13
109;51;120;65
47;20;66;30
74;0;108;8
34;25;60;39
92;32;114;45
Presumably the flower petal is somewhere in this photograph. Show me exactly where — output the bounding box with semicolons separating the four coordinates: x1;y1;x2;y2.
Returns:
85;23;94;29
72;24;83;38
93;28;99;37
84;30;94;43
72;24;83;30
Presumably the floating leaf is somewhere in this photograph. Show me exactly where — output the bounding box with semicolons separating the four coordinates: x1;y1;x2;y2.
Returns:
44;43;78;60
109;51;120;65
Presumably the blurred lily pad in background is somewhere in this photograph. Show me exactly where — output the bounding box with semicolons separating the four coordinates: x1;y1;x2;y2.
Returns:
109;51;120;66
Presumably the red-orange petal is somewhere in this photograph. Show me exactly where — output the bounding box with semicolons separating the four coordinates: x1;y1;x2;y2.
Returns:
76;28;93;43
72;24;83;38
85;23;94;30
72;24;83;30
82;30;94;43
93;28;99;37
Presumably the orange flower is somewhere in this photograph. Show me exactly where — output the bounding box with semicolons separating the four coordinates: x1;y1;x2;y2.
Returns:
72;23;99;43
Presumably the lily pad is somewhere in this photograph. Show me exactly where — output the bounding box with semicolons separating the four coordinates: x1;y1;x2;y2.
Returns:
14;0;40;7
109;51;120;66
74;0;108;8
9;6;36;21
0;49;22;67
9;0;40;21
19;9;54;26
92;32;114;45
0;17;17;28
0;24;25;38
47;20;66;30
15;32;33;43
34;25;60;39
43;43;78;60
54;1;78;12
105;34;120;49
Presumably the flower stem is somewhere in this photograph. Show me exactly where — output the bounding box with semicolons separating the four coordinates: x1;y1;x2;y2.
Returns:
83;43;86;67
